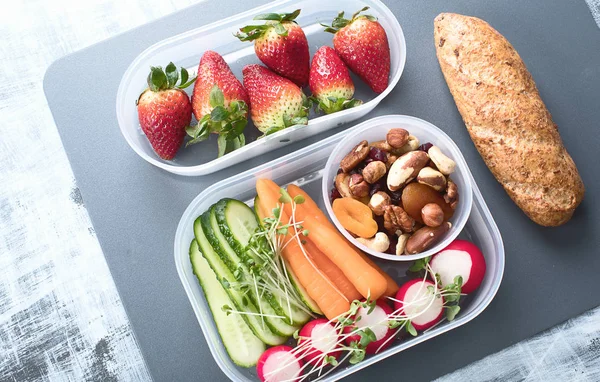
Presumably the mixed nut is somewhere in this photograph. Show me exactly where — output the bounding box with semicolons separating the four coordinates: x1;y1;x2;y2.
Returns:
331;128;460;255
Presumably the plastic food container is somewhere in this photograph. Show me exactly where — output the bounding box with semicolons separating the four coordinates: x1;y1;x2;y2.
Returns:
322;115;473;261
174;116;505;381
116;0;406;176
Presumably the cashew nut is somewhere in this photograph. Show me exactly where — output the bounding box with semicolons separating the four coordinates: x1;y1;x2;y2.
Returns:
356;232;390;253
396;233;411;255
428;146;456;175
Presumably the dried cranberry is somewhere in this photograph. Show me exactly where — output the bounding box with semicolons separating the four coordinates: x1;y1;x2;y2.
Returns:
336;168;344;174
374;216;386;232
369;147;388;163
330;187;341;202
355;161;367;173
369;182;383;197
418;142;433;152
388;189;403;204
385;236;398;255
364;157;374;165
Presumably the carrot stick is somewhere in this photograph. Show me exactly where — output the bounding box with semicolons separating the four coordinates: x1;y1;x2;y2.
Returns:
301;238;362;301
259;179;387;299
255;180;350;320
288;184;399;297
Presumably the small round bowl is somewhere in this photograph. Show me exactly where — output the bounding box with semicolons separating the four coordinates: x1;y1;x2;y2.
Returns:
322;115;473;261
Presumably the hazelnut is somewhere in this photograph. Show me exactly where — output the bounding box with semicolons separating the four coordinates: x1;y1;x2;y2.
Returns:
349;173;369;198
386;128;410;148
368;191;391;216
394;135;420;155
386;153;398;169
362;161;387;184
340;140;369;172
370;140;393;152
421;203;444;227
417;167;447;191
356;232;390;253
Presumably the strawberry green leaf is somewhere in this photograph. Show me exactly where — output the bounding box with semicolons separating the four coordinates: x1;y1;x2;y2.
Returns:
211;106;229;122
226;118;247;140
165;62;178;88
351;6;370;20
209;86;225;108
253;12;283;21
281;9;301;21
180;68;189;86
264;126;284;136
274;22;288;37
217;135;228;157
235;25;270;41
147;66;167;92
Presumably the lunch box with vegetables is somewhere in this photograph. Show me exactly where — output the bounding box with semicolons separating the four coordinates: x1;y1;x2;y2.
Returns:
116;0;406;176
174;115;505;381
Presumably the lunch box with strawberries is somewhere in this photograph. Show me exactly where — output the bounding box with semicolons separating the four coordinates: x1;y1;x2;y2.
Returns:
174;115;505;381
116;0;406;176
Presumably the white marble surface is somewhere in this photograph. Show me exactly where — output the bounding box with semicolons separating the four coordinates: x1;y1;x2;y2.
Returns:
0;0;599;381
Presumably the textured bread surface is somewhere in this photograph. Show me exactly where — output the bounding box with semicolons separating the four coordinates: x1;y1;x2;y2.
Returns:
434;13;584;226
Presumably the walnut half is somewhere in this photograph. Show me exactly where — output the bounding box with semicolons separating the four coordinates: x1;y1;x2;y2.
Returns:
383;205;415;234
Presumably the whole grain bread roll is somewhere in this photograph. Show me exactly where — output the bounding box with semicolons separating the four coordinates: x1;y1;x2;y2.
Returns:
434;13;584;226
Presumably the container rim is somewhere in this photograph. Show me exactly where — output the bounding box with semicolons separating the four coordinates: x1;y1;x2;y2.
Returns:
116;0;406;176
174;116;505;381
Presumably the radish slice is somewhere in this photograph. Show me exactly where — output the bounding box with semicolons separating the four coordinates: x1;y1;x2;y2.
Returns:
257;345;303;382
394;279;444;331
298;319;342;366
430;239;486;294
343;300;395;354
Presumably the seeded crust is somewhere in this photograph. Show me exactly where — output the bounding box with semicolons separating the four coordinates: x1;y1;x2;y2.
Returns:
434;13;584;226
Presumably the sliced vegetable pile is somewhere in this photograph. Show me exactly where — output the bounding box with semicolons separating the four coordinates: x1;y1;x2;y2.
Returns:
136;7;392;160
188;179;487;381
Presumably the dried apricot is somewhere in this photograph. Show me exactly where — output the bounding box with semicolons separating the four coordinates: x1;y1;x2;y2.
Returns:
401;183;454;223
332;197;378;238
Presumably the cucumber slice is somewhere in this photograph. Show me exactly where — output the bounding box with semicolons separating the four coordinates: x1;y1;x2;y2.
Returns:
255;196;323;316
194;216;285;346
189;239;265;366
202;208;298;337
215;199;310;326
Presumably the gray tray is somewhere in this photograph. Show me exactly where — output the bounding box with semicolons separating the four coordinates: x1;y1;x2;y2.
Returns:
44;0;600;381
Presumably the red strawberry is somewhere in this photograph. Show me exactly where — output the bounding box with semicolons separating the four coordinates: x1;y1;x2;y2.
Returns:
236;10;309;87
309;46;362;114
323;7;390;93
188;51;249;157
242;64;308;135
137;63;194;160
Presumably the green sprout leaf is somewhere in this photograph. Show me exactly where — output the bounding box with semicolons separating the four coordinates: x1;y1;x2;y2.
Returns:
293;194;305;204
278;188;293;204
446;305;460;321
408;256;431;272
302;229;309;236
325;355;338;367
406;320;418;337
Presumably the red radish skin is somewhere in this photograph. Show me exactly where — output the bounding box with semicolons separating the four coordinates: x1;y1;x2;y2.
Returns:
394;279;444;331
430;239;486;294
257;345;303;382
298;319;342;366
343;300;395;354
